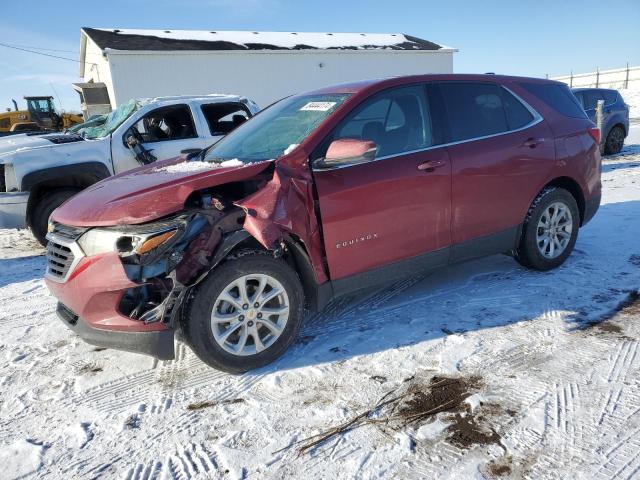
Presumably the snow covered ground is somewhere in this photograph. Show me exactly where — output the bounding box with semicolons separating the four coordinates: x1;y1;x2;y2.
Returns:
1;143;640;479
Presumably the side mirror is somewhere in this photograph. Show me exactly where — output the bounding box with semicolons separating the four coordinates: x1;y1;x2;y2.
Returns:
315;138;377;169
124;132;139;148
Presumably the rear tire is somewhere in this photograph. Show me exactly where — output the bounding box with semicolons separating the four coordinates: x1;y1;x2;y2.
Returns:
604;125;625;155
30;188;80;246
515;187;580;271
183;250;304;373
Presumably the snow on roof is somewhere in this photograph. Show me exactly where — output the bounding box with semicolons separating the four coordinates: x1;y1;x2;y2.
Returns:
82;28;450;52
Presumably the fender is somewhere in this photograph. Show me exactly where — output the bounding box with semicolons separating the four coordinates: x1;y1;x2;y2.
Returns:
21;162;111;192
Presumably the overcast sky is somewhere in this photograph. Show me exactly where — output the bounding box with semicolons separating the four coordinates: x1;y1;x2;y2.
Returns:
1;0;638;112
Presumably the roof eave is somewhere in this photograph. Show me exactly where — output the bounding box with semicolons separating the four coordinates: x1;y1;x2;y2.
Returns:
102;47;457;55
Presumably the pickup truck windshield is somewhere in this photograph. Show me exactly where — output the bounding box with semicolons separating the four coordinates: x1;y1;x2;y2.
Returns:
202;94;350;164
81;99;139;139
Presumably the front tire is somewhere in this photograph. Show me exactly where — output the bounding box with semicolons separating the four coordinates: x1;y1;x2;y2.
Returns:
30;188;80;246
515;187;580;271
604;125;625;155
183;250;304;373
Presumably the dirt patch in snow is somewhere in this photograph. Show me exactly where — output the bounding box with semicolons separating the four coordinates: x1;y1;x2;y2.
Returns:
279;375;507;455
186;398;245;411
582;290;639;337
447;411;501;448
76;362;103;374
398;376;480;423
487;456;513;477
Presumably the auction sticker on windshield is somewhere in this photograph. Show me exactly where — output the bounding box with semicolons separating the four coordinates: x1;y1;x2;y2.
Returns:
300;102;337;111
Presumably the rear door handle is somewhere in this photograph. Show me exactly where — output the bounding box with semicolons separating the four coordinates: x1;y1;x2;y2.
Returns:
523;137;545;148
417;159;445;172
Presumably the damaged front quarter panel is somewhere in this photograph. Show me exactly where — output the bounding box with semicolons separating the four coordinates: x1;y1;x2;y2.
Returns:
235;151;328;284
119;150;328;329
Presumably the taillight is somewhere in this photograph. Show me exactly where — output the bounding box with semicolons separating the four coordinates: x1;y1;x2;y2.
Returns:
588;127;600;144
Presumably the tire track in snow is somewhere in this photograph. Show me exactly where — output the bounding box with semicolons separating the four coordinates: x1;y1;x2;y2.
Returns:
67;346;263;416
127;443;219;480
597;428;640;480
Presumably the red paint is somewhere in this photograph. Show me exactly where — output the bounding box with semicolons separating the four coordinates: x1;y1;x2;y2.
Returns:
51;159;272;226
45;253;167;332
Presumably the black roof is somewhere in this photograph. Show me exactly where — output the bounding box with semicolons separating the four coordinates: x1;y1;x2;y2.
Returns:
82;28;445;52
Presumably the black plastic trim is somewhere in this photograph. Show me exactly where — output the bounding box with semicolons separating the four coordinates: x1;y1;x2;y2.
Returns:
583;193;601;226
331;247;450;298
449;226;521;264
21;162;111;192
56;302;175;360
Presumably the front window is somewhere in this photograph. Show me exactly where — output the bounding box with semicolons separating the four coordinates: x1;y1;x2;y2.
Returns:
81;99;139;139
202;93;350;164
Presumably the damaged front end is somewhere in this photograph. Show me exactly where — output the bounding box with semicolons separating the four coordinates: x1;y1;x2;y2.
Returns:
113;194;252;331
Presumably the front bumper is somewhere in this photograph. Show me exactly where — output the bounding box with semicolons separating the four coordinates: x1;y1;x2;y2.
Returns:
56;303;175;360
0;192;28;228
45;251;176;360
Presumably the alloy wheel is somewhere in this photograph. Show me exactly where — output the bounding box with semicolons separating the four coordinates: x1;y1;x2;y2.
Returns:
536;202;573;259
210;274;289;356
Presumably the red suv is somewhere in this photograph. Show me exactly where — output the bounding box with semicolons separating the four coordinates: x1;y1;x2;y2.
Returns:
45;74;601;372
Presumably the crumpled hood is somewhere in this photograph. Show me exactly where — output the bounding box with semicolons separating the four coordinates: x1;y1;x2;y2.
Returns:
51;157;272;227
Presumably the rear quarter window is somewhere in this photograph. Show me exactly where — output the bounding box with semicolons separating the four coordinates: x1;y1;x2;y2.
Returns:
520;83;587;119
603;90;618;105
438;82;510;142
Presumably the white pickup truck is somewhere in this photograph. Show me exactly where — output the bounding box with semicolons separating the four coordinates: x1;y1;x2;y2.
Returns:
0;94;259;244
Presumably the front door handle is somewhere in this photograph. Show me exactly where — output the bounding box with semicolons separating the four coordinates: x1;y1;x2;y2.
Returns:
523;137;545;149
417;159;445;172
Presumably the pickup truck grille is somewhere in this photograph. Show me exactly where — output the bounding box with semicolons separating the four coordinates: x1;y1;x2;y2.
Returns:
45;230;85;283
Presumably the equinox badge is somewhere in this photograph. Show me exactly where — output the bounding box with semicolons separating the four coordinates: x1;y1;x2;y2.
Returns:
336;233;379;249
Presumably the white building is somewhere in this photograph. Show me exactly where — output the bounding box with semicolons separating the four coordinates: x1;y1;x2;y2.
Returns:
77;28;456;114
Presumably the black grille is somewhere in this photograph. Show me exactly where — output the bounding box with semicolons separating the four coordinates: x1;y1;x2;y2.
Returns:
56;303;78;326
0;164;5;192
46;240;75;280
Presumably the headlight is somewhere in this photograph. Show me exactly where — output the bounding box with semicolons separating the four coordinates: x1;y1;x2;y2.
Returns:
2;163;19;192
77;226;179;257
77;228;123;256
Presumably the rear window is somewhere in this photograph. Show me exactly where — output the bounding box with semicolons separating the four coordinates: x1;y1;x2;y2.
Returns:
520;83;587;119
437;82;534;142
603;90;618;105
439;82;509;141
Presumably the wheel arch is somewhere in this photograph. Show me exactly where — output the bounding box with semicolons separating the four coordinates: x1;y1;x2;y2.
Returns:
539;176;586;225
607;122;627;138
214;232;330;313
24;162;111;224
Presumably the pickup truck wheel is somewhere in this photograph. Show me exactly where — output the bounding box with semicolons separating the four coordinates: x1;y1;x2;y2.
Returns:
183;250;304;373
604;125;625;155
30;189;79;246
515;187;580;271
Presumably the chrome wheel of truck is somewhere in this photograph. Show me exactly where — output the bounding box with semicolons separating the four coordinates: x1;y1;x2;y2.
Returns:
211;274;290;356
184;250;304;373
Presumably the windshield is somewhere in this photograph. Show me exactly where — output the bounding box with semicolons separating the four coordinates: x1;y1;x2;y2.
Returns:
66;114;108;134
202;93;350;163
81;99;139;139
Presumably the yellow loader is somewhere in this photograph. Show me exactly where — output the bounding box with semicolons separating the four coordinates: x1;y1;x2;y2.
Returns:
0;96;83;135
